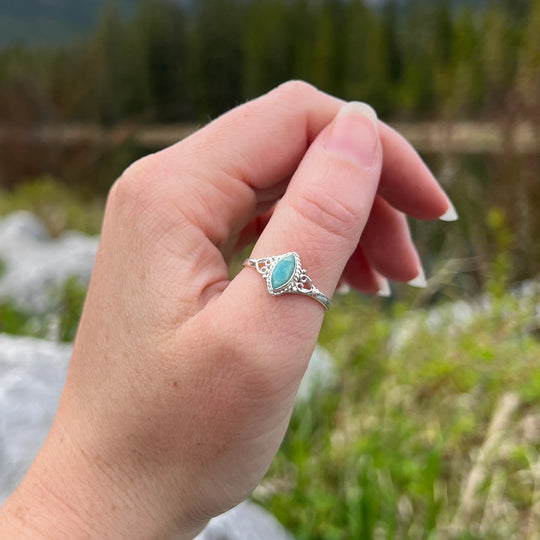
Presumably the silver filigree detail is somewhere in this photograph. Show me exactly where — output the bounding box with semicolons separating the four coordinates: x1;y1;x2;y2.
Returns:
243;252;331;310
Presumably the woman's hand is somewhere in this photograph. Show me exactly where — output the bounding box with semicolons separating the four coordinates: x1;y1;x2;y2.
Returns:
0;82;454;539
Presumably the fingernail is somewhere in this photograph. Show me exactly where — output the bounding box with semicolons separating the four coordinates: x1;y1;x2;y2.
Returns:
439;200;459;222
337;102;379;132
407;266;427;288
324;101;379;166
376;277;391;298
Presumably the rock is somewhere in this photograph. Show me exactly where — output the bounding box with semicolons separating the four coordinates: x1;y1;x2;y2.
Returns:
0;211;49;242
195;500;293;540
0;334;71;503
0;211;99;313
296;344;337;404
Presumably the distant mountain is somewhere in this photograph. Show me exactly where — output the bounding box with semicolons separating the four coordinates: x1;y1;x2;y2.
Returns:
0;0;138;46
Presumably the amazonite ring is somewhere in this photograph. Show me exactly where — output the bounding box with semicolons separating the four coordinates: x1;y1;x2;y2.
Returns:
243;252;331;310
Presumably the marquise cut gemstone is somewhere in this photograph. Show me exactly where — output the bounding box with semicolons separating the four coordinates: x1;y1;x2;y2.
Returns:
271;255;296;290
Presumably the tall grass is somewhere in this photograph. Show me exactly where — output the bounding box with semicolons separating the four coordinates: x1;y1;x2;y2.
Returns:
258;285;540;538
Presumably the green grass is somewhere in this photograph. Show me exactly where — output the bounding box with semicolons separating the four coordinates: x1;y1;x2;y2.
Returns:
256;289;540;539
0;276;87;342
0;176;104;236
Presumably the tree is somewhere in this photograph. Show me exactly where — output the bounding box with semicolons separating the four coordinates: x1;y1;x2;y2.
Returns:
478;3;518;115
189;0;244;120
442;6;482;118
309;0;345;96
516;0;540;116
342;0;391;115
87;2;152;123
242;0;293;99
381;0;402;86
132;0;191;121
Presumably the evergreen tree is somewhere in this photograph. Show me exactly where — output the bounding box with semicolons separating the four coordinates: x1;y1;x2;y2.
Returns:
516;0;540;115
396;1;435;118
479;3;517;114
242;0;293;99
444;6;482;117
381;0;402;86
189;0;244;120
288;0;317;84
0;0;533;123
132;0;191;121
433;1;453;65
310;0;345;96
343;0;390;115
87;2;152;123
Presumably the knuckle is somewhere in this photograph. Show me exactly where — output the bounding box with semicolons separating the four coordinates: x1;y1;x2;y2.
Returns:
109;156;159;215
273;80;319;104
291;187;360;242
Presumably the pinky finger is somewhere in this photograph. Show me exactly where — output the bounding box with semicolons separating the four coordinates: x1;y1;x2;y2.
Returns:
342;247;391;297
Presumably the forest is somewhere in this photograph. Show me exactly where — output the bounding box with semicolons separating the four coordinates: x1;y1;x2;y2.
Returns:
0;0;539;125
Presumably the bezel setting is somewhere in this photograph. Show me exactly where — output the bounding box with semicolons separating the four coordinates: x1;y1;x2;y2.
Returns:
266;252;301;295
243;251;331;310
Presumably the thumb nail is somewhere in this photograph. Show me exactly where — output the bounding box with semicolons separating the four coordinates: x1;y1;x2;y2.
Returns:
324;102;379;167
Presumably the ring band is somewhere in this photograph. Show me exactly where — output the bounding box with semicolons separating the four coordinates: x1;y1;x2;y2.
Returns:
243;252;331;310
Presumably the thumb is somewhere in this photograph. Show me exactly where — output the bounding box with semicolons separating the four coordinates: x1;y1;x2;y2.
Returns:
218;102;382;372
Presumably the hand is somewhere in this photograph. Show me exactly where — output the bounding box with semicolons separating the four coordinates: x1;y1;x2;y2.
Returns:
0;82;453;539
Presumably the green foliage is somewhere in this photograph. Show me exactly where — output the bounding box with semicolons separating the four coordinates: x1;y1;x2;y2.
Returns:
0;300;46;338
133;0;191;121
0;276;87;342
256;288;540;538
242;0;295;97
516;0;540;114
343;0;392;114
0;0;535;123
88;4;148;124
486;208;513;300
0;176;104;236
189;0;244;120
53;276;87;342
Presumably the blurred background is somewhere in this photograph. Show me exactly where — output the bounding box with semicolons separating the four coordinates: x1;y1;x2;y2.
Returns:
0;0;540;538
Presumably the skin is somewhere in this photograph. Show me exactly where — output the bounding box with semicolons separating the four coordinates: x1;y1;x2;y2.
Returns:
0;82;452;539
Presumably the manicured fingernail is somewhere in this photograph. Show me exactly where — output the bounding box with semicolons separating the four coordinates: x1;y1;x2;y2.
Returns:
376;277;391;298
407;266;427;288
336;102;378;131
439;200;459;222
325;101;379;166
336;283;351;295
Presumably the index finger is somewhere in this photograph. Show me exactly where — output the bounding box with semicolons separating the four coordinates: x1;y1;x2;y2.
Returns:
154;81;453;245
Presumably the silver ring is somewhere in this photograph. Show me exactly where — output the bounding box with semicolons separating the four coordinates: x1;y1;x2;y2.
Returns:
243;252;331;310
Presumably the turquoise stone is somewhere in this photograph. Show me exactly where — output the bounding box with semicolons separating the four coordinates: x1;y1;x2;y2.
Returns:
271;255;296;290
